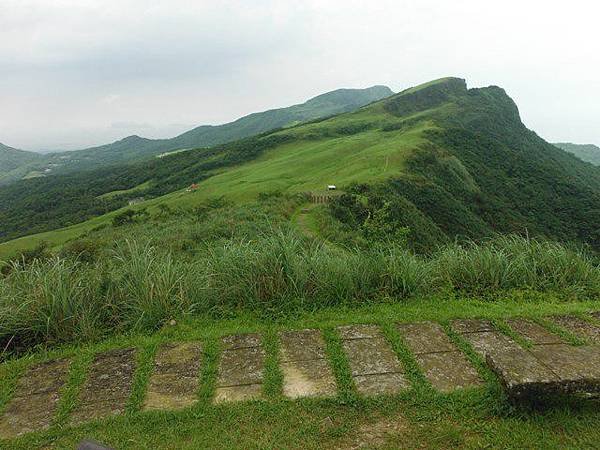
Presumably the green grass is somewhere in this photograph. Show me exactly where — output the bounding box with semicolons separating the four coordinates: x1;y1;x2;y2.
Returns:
97;180;152;200
1;297;600;449
0;115;433;260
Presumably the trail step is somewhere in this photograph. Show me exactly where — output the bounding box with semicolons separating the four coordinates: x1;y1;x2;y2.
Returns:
505;319;564;345
279;329;336;398
338;325;409;395
453;319;600;399
0;358;70;438
70;348;137;424
397;322;481;392
214;333;265;403
143;342;203;411
550;316;600;344
452;321;557;398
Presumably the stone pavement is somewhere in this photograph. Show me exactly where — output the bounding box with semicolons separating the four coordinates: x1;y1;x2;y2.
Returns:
338;325;409;395
1;312;600;439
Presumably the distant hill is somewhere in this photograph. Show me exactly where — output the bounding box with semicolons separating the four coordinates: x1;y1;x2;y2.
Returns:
554;142;600;166
0;143;43;174
0;86;393;185
1;77;599;254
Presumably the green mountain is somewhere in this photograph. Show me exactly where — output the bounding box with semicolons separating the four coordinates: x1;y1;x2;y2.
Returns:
0;143;43;174
554;142;600;166
0;86;393;185
1;77;600;255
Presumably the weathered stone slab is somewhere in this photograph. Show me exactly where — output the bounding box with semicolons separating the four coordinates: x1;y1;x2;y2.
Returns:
530;344;600;393
399;322;481;392
505;319;563;345
70;348;137;424
217;346;265;386
550;316;600;344
279;329;336;398
338;325;407;395
338;324;383;340
451;319;494;334
0;358;70;438
459;331;559;398
397;322;456;355
342;337;403;376
143;342;202;411
460;330;522;355
222;333;261;350
280;329;327;362
214;334;265;403
281;359;337;398
353;372;409;395
214;383;262;403
415;351;482;392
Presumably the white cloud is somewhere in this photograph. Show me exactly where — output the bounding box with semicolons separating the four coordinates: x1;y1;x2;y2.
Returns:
0;0;599;150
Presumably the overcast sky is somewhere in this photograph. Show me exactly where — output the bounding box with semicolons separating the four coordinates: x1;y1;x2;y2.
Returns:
1;0;598;151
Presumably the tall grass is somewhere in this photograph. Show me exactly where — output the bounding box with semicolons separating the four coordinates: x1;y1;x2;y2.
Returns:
1;233;598;354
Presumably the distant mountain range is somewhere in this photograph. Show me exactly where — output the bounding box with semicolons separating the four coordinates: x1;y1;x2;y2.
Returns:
554;142;600;166
0;143;44;173
2;77;600;253
0;85;393;185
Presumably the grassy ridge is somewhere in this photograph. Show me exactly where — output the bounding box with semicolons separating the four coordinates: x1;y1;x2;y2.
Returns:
2;77;600;259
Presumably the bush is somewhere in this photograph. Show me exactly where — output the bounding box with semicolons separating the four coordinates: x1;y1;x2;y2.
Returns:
0;231;598;355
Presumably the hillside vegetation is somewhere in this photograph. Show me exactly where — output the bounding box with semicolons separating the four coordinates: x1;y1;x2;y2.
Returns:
1;77;599;255
1;195;599;353
0;86;392;185
554;142;600;166
0;143;43;175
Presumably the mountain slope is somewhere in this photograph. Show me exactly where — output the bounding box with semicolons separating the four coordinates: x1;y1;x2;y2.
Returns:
0;143;43;174
0;86;393;184
554;142;600;166
1;77;599;256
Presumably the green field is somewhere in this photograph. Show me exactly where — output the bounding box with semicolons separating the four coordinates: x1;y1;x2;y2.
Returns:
2;297;599;449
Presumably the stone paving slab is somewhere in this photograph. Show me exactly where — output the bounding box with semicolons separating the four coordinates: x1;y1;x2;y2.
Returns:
279;329;336;398
505;319;564;345
222;333;261;350
0;359;70;438
281;359;337;398
551;316;600;344
415;351;482;392
338;324;383;340
398;322;481;392
353;372;409;396
143;342;202;411
451;319;494;334
397;322;456;355
214;383;263;403
530;344;600;392
214;334;265;403
342;337;403;376
338;325;407;396
453;327;559;399
280;329;327;362
70;348;137;424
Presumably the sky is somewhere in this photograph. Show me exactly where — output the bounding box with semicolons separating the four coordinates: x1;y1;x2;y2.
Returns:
1;0;599;151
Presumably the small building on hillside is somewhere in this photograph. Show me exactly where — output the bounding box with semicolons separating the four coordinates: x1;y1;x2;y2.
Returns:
327;185;337;191
128;197;145;206
187;183;199;192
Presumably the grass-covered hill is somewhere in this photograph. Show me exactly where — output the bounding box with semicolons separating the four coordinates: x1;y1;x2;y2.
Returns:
0;143;43;175
554;142;600;166
0;86;393;185
1;77;600;256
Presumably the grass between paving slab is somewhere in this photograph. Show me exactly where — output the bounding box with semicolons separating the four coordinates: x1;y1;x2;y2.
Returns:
0;296;599;449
